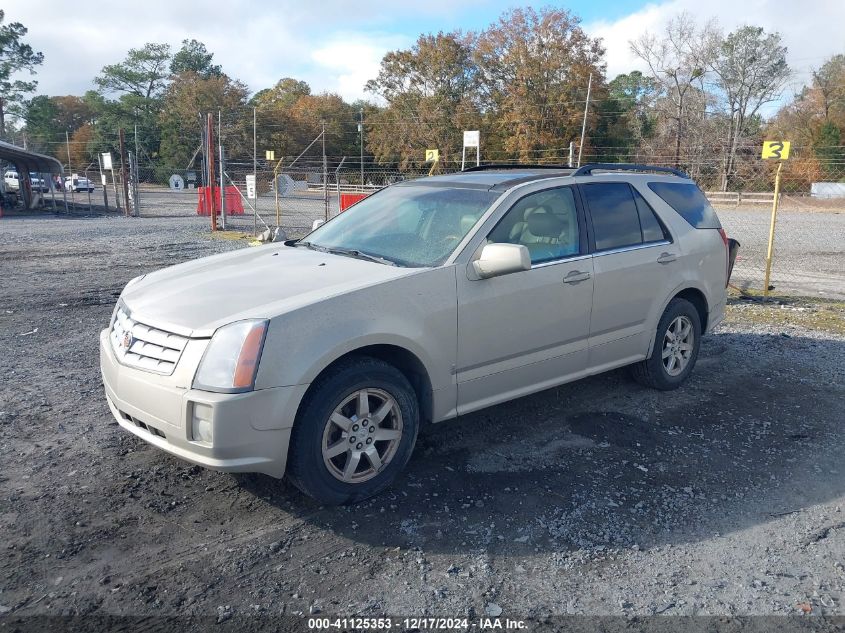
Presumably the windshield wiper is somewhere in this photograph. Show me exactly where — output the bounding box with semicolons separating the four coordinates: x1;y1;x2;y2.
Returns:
327;247;397;267
293;240;328;252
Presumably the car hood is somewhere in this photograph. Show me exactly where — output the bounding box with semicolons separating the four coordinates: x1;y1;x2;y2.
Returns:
121;244;421;337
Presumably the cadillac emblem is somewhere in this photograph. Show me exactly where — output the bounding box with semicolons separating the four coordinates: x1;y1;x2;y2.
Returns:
121;331;133;351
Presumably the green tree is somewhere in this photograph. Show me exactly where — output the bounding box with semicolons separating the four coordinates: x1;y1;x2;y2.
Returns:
95;43;172;101
252;78;313;160
0;9;44;136
24;94;94;157
253;77;310;109
767;53;845;188
93;43;172;163
813;121;843;179
170;39;222;78
592;71;658;161
22;94;57;150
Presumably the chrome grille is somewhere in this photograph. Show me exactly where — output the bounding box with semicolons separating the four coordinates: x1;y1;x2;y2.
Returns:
109;305;188;375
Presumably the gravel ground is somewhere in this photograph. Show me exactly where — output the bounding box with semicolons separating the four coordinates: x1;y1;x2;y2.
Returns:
1;214;844;626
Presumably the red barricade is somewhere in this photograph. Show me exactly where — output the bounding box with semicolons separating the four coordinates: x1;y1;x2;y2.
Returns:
196;186;245;215
339;192;369;211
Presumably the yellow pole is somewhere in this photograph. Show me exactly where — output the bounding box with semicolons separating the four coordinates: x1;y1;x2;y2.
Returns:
763;161;783;296
273;157;283;227
428;158;439;177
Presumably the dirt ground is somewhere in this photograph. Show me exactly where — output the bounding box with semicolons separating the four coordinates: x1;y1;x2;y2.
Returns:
1;215;844;628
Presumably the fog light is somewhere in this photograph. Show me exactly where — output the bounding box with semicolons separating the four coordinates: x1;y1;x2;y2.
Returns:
191;403;213;444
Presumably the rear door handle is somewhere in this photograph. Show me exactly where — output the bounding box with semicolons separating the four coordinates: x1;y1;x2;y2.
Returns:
657;252;677;264
563;270;591;284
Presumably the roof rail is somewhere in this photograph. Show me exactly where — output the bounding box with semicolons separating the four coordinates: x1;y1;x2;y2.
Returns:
463;163;574;172
572;163;689;178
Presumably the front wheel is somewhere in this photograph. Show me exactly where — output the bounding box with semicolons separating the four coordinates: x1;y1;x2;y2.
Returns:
287;356;419;505
631;298;702;390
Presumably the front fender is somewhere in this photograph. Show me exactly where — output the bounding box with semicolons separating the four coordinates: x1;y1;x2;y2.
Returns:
254;266;458;393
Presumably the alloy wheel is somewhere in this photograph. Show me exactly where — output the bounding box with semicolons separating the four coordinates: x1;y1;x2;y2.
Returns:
661;315;694;377
321;388;403;483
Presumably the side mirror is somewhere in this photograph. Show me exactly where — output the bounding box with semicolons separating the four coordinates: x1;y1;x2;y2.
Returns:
312;219;325;230
471;243;531;280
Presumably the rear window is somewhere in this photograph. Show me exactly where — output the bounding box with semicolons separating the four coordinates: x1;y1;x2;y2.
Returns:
647;182;721;229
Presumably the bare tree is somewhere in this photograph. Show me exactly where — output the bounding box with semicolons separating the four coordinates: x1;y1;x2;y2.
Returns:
630;13;717;168
711;26;789;190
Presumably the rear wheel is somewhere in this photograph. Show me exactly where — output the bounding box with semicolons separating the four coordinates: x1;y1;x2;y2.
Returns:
287;357;419;505
631;298;701;390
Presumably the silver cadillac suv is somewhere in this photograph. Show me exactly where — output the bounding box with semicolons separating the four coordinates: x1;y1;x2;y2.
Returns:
100;164;735;504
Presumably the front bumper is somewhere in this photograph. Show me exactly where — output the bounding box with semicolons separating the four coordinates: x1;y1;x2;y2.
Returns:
100;329;307;478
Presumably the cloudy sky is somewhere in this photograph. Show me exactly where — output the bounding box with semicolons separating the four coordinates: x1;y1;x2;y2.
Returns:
4;0;843;104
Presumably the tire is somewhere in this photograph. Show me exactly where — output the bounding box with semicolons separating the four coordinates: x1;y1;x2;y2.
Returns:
631;298;702;391
287;356;419;505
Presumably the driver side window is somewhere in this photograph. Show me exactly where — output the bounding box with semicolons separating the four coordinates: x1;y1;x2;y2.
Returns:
487;187;580;264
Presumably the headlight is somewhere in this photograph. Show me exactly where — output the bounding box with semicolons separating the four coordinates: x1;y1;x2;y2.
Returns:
193;320;268;393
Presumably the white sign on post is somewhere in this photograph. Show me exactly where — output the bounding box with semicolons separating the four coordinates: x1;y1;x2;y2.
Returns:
461;130;480;171
101;152;113;170
245;174;256;199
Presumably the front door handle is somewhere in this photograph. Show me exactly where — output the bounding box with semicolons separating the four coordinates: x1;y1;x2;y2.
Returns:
657;252;677;264
563;270;591;284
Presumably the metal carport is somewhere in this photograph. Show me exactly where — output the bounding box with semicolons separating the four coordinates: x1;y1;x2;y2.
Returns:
0;140;65;211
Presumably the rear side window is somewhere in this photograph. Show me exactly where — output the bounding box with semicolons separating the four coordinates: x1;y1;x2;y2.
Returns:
632;188;670;243
647;182;721;228
582;183;644;251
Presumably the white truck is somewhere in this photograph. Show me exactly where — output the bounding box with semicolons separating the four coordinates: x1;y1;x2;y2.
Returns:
65;175;95;193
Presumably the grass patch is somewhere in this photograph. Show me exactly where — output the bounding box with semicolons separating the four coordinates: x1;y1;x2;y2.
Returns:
726;295;845;336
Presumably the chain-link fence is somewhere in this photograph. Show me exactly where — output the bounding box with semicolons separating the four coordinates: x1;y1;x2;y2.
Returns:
132;144;844;299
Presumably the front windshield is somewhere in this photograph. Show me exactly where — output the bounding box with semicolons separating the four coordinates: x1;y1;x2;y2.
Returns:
304;185;499;267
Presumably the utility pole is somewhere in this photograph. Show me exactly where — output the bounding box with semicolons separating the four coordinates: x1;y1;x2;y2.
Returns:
118;128;131;217
253;106;257;236
66;131;75;209
134;123;140;216
322;120;328;222
359;107;364;190
206;113;217;231
577;73;592;168
568;141;575;167
97;153;109;209
218;109;226;229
